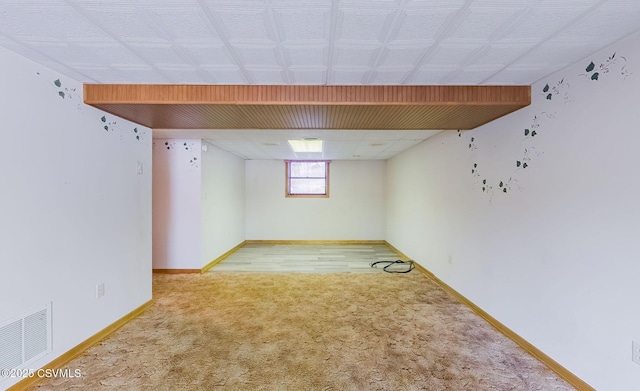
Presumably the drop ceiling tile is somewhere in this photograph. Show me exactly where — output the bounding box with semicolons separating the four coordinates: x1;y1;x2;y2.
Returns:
427;44;484;66
336;8;396;42
552;5;640;43
390;10;456;43
329;70;368;84
512;42;595;69
409;67;457;84
378;47;425;67
204;0;269;6
381;139;426;150
466;44;535;67
363;131;405;141
497;3;598;42
73;5;168;43
181;44;236;67
273;8;330;42
484;67;553;85
290;70;327;84
41;63;97;82
0;2;112;42
203;131;248;141
215;10;274;43
324;140;367;151
72;66;129;83
156;66;206;84
75;42;143;66
325;131;367;141
284;46;327;67
246;69;286;84
1;0;639;125
27;43;103;66
200;66;248;83
0;35;15;47
211;139;255;149
153;129;205;138
136;0;203;6
444;5;525;42
145;7;220;42
128;43;186;65
444;67;504;84
402;130;442;140
234;46;281;67
352;145;389;157
371;69;411;84
111;66;170;83
334;46;379;67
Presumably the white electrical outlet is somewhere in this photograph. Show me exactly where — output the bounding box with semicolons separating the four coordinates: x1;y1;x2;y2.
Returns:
633;341;640;365
96;283;105;299
136;161;144;175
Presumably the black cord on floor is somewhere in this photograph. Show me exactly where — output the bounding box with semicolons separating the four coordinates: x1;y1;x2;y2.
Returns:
370;259;415;273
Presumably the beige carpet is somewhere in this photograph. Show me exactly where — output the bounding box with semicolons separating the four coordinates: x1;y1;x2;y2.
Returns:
33;272;574;390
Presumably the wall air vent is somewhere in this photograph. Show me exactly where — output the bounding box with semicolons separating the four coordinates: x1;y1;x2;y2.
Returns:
0;303;52;381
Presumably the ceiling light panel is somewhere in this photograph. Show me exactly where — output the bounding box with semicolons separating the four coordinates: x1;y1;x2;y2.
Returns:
288;139;323;153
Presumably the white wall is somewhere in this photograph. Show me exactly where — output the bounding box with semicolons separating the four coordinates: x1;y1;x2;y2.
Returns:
152;139;202;269
246;160;386;240
0;47;152;390
386;32;640;390
200;141;245;265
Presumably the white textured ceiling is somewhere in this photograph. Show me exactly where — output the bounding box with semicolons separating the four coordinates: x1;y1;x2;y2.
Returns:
2;0;640;159
154;128;441;160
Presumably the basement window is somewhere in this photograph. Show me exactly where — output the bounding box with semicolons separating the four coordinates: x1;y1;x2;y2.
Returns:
285;161;330;198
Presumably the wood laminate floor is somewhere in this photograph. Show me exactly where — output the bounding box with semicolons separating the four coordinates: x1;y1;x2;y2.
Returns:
208;243;409;273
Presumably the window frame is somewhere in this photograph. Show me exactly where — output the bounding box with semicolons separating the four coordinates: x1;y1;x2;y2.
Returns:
285;160;330;198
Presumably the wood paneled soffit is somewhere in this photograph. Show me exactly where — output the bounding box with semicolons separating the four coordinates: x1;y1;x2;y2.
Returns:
83;84;530;130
